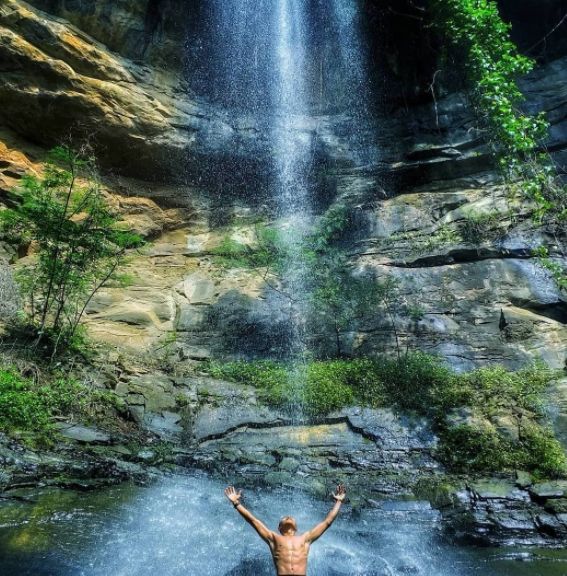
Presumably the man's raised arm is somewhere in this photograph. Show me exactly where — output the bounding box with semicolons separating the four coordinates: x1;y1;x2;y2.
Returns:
305;484;346;543
225;486;274;544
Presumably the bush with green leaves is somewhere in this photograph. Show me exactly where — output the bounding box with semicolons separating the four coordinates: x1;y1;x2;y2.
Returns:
206;353;566;477
431;0;560;214
0;146;143;355
0;365;115;445
438;423;566;478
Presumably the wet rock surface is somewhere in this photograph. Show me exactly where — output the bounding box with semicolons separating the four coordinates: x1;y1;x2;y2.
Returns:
1;370;567;547
440;476;567;547
0;432;154;493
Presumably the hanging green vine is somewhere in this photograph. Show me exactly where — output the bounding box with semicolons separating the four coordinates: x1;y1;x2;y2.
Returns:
430;0;566;289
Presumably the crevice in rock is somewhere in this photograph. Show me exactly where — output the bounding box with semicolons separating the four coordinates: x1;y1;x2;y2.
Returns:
509;298;567;325
353;246;534;268
195;414;381;445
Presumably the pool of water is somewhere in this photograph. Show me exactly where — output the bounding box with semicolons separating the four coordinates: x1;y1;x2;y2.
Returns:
1;474;567;576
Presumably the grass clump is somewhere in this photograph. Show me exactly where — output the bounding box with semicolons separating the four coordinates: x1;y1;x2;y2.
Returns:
461;210;506;243
206;353;566;477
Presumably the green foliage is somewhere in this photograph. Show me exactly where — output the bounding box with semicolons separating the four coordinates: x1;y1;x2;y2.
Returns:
437;424;513;473
0;366;114;445
206;359;355;417
406;304;426;322
432;0;567;288
207;359;288;392
533;246;567;292
0;368;52;430
307;257;392;357
304;204;403;357
207;353;566;477
423;225;462;252
0;146;143;355
302;362;357;416
211;226;284;271
520;424;567;478
438;423;567;478
308;205;351;252
211;236;253;269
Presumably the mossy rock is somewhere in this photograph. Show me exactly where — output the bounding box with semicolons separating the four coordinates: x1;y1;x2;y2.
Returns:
468;479;519;500
504;320;535;342
530;481;567;499
544;498;567;514
413;479;460;508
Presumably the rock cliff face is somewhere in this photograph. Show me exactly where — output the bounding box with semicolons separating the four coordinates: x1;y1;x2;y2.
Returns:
0;0;565;372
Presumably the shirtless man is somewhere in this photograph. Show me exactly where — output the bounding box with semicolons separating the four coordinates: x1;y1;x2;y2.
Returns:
224;484;346;576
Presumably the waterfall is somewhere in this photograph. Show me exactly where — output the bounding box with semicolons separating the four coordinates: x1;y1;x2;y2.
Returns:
271;0;313;359
2;475;557;576
184;0;378;373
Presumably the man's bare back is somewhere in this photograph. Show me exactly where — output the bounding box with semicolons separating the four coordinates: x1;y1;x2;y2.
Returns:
225;484;346;576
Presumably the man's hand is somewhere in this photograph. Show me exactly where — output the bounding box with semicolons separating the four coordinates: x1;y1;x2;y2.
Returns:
225;486;242;505
332;484;346;503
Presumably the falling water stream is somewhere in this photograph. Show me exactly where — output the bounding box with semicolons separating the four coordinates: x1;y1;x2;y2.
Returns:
187;0;376;359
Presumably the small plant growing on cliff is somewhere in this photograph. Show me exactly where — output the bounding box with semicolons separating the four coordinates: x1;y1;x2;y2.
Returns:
460;209;507;244
0;146;143;356
532;246;567;293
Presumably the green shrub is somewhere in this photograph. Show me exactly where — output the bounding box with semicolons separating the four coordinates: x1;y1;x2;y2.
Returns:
0;368;51;430
0;366;115;445
519;425;567;479
375;352;456;416
336;358;388;407
437;423;567;477
457;363;552;415
0;369;85;431
303;362;356;417
437;424;512;473
206;359;288;390
205;359;356;417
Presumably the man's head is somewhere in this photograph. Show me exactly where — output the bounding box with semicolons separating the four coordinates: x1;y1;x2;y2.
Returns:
278;515;297;535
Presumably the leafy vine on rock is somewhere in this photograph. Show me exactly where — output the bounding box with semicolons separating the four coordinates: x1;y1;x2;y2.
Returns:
431;0;566;289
